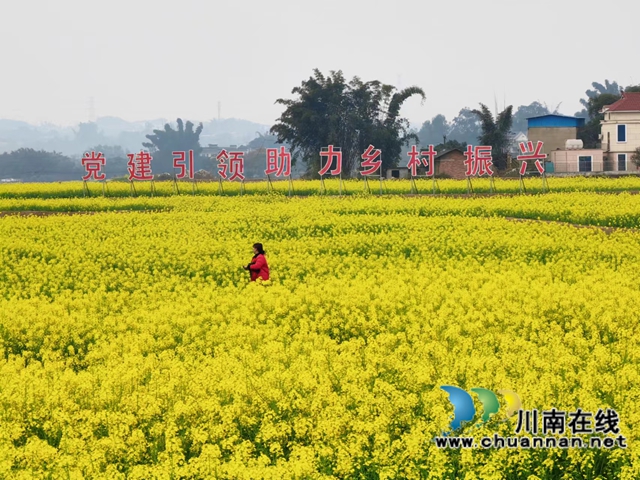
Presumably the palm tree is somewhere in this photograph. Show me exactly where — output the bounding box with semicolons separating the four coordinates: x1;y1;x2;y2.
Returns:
142;118;204;174
471;104;513;171
369;86;425;172
575;80;622;117
271;70;425;177
580;80;621;110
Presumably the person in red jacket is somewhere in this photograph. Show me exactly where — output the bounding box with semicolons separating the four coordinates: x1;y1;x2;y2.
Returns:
244;243;270;282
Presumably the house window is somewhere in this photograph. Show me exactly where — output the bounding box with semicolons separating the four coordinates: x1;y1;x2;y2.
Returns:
618;154;627;171
391;169;400;179
617;125;627;143
578;156;592;172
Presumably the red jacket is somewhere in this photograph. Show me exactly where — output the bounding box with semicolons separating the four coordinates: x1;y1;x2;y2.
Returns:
249;254;269;281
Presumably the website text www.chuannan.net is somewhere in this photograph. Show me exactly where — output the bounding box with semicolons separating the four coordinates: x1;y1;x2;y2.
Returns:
434;434;627;449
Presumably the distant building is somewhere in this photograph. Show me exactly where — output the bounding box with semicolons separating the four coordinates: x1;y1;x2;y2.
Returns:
527;115;586;159
435;148;466;179
384;149;467;180
600;92;640;172
508;131;528;158
201;144;249;158
549;145;604;173
385;166;413;179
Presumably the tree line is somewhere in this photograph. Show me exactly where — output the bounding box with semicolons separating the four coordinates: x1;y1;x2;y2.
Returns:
2;74;639;181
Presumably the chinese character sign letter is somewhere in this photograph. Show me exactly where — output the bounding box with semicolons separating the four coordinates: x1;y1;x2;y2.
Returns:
407;145;423;176
216;149;229;179
360;145;382;175
406;145;437;176
421;145;437;176
81;151;106;181
464;146;494;176
127;151;154;181
319;145;342;176
517;141;546;175
217;149;245;181
229;152;245;181
265;146;291;177
173;150;195;179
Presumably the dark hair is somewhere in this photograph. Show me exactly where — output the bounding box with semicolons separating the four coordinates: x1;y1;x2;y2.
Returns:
253;243;265;255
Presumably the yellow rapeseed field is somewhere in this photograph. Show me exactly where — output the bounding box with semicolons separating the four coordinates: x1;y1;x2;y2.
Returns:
0;188;639;479
2;175;640;199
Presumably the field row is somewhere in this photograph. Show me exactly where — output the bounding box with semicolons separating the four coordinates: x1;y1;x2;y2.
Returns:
2;193;640;229
1;175;640;199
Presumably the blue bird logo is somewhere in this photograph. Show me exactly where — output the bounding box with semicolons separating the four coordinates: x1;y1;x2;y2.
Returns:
440;385;521;432
440;385;476;430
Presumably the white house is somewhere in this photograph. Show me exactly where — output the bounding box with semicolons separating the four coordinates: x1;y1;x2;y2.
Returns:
508;131;528;158
600;92;640;172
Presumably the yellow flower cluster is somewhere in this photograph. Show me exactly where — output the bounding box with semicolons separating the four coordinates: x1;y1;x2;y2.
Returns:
1;191;640;228
2;175;640;199
0;192;639;478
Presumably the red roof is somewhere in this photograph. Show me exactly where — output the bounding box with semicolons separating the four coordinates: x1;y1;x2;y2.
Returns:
605;92;640;112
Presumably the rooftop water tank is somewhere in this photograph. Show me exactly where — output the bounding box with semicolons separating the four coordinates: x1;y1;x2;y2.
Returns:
565;139;584;150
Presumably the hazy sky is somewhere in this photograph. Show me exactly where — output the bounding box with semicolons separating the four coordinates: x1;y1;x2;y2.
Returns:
2;0;638;127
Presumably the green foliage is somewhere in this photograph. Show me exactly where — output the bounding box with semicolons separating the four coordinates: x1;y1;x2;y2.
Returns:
420;101;555;154
270;69;425;177
631;147;640;168
586;93;620;118
434;140;467;152
447;108;482;146
86;145;129;178
511;101;559;133
575;80;621;117
0;148;82;181
246;133;280;151
73;122;108;150
418;114;449;146
143;118;204;174
471;104;514;171
417;110;480;150
578;93;621;149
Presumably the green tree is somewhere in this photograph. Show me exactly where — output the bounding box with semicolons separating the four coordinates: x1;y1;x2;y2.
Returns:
418;114;449;146
471;104;514;171
0;148;82;181
447;108;482;146
73;122;108;151
578;93;621;148
86;145;129;178
143;118;204;175
270;69;425;177
511;101;560;133
576;84;640;148
575;80;621;117
434;139;467;152
247;132;281;151
631;147;640;168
